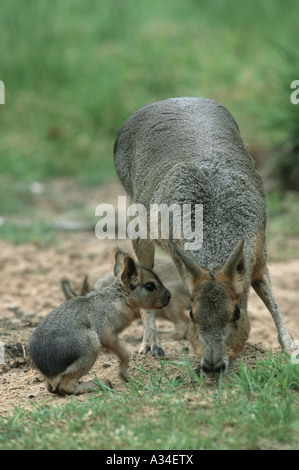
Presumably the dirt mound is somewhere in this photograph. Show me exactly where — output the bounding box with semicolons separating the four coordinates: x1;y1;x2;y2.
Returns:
0;231;298;414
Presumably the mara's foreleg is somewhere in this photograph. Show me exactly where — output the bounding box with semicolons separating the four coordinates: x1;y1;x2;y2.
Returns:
132;238;164;356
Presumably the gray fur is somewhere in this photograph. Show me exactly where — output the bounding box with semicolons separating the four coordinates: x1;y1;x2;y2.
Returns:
115;98;264;265
30;250;171;394
114;97;295;376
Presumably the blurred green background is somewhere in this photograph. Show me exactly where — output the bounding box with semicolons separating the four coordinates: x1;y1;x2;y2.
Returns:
0;0;299;246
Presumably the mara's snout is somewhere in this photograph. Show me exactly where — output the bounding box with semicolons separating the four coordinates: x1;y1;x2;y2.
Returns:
200;354;229;379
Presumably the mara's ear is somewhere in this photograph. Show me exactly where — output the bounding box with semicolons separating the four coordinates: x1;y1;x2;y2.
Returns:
220;238;246;296
120;256;138;288
172;242;206;298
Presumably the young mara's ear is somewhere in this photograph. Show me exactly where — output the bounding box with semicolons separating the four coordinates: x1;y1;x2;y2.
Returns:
61;278;78;300
80;275;90;296
120;256;138;288
113;249;127;277
61;275;90;300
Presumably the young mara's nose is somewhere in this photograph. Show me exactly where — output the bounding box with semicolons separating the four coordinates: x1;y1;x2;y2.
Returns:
163;289;171;306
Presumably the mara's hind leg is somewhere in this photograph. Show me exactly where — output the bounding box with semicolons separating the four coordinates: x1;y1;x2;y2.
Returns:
252;267;295;353
132;238;164;356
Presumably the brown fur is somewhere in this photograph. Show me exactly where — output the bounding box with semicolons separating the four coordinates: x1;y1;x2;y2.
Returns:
61;256;190;341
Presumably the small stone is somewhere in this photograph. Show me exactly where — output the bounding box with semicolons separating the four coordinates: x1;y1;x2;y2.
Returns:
7;303;19;312
29;182;44;194
102;363;111;368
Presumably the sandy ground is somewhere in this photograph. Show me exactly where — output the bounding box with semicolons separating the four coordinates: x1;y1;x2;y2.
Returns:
0;181;298;414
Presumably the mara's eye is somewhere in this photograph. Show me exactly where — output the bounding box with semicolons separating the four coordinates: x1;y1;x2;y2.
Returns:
144;282;157;292
233;304;241;323
189;309;195;323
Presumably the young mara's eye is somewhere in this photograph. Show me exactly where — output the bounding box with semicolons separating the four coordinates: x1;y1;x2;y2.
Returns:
144;282;157;292
186;305;195;323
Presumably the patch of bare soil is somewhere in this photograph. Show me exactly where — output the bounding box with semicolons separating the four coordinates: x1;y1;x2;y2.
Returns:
0;181;298;414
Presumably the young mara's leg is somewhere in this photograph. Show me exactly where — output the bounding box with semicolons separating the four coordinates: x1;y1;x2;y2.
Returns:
49;334;107;395
252;267;295;353
132;238;164;356
58;376;98;395
49;364;112;395
102;333;130;381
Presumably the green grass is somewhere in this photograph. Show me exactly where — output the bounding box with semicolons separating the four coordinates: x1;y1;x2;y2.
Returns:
0;2;298;449
0;220;56;245
0;0;298;190
266;44;299;190
266;191;299;260
1;352;299;450
0;0;298;246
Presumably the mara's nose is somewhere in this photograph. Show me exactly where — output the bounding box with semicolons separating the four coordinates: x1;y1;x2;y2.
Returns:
201;358;226;378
